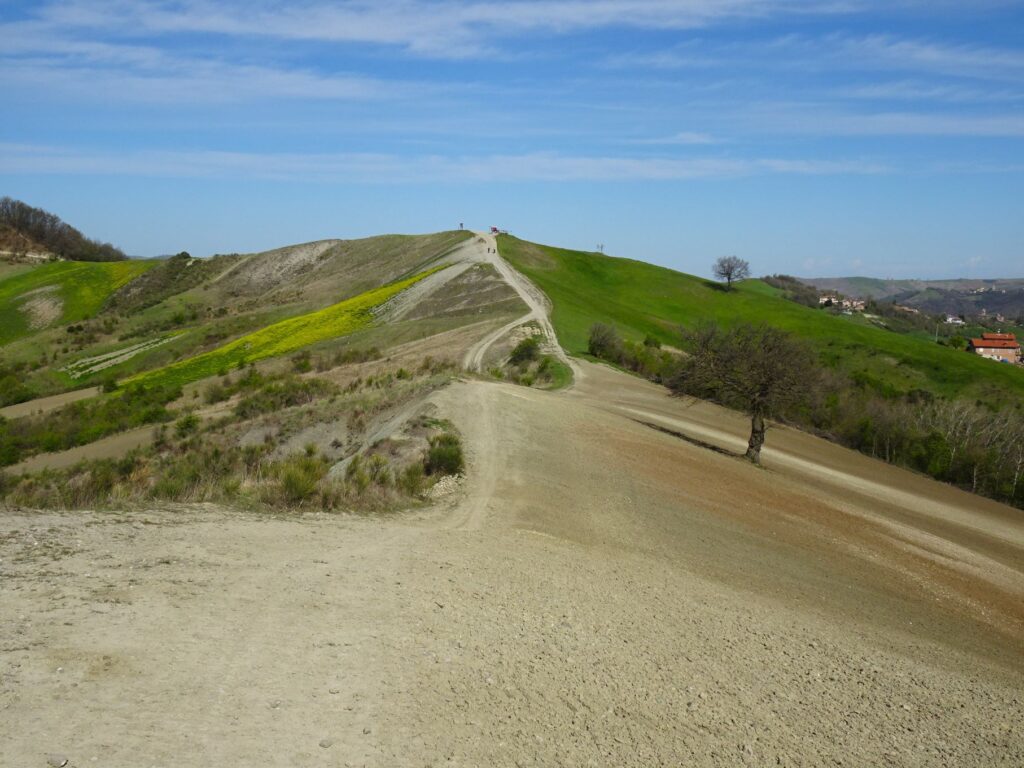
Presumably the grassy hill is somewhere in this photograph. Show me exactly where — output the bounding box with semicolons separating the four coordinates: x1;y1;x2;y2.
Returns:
0;260;156;344
498;235;1024;402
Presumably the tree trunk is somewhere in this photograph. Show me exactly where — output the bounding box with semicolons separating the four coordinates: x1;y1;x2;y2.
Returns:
745;411;766;464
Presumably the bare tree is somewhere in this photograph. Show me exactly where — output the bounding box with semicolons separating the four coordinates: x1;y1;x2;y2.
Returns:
713;255;750;290
669;322;817;464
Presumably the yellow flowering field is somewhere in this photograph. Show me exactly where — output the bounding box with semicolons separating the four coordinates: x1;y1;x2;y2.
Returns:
128;265;445;389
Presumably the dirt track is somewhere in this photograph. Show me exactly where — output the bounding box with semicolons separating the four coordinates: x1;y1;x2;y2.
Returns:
461;231;577;375
3;366;1023;766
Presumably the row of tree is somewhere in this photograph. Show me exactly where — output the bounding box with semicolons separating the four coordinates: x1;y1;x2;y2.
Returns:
0;197;125;261
587;321;1024;508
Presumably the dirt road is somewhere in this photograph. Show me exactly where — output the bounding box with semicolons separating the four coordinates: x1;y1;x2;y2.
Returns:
3;370;1023;767
0;387;101;420
461;232;577;376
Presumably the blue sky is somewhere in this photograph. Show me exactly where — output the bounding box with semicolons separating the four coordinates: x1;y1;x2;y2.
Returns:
1;1;1022;278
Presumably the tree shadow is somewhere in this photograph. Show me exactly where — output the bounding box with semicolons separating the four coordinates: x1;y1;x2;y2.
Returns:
702;280;729;293
630;418;745;460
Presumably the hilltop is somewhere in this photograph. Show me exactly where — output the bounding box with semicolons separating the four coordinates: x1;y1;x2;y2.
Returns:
0;197;126;262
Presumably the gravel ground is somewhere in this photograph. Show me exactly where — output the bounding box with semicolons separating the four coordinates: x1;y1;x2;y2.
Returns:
2;370;1022;767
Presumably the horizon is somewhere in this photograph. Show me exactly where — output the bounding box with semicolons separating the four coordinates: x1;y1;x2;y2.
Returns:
2;0;1023;279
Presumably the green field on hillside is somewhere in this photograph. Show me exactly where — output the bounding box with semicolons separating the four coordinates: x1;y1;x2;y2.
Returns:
498;235;1024;401
0;260;156;344
127;265;447;390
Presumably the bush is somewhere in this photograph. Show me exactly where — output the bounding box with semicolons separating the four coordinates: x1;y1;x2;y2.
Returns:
588;323;621;359
345;454;371;494
174;413;200;438
279;455;324;503
425;433;464;476
399;462;425;496
368;454;391;485
509;336;541;366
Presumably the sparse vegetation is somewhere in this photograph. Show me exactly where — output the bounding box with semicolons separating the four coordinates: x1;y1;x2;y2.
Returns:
1;360;461;510
126;265;446;391
0;383;181;467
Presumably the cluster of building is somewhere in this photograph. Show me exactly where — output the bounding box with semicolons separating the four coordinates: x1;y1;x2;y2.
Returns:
818;295;866;311
968;333;1021;364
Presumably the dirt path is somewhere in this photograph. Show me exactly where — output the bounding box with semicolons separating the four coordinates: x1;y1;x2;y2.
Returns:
461;232;578;378
0;387;102;420
4;426;157;474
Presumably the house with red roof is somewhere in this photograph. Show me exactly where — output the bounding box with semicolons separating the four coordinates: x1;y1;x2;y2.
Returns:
967;333;1021;364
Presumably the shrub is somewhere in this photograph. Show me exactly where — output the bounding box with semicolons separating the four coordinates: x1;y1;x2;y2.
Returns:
425;433;464;476
398;462;425;496
277;453;328;504
588;323;621;359
175;413;200;438
204;382;229;404
368;454;391;485
345;454;371;494
509;336;541;366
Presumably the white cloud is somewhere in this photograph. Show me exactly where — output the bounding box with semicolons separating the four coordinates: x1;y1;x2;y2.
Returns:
0;143;886;182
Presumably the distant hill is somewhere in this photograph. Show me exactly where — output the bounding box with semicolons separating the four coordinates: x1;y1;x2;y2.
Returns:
498;236;1024;403
804;276;1024;320
0;197;126;262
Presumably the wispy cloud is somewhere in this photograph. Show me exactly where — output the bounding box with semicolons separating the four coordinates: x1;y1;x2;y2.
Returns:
833;34;1024;82
632;131;721;145
28;0;858;57
837;80;1024;104
1;57;408;103
747;106;1024;137
0;143;886;182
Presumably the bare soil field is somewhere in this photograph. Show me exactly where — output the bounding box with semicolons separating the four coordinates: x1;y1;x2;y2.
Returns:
3;363;1022;767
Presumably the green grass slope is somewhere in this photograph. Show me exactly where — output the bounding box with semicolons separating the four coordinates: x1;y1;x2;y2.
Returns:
498;235;1024;401
0;260;156;345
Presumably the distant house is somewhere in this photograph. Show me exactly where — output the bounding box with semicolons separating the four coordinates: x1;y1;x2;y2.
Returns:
819;295;865;311
945;315;965;325
967;333;1021;364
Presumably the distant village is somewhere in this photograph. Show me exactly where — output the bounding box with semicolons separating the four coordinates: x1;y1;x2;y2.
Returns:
817;293;1022;366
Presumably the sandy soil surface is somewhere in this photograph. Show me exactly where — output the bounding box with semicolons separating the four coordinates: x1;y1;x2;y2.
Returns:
3;370;1022;767
20;285;62;330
